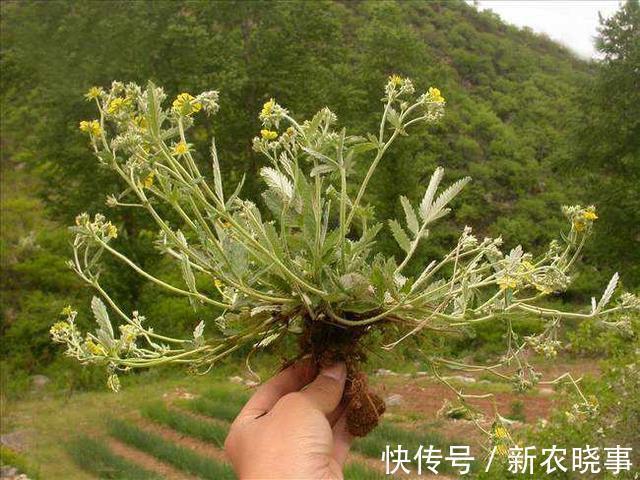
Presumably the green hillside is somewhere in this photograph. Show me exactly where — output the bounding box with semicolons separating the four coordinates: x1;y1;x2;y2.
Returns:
0;0;635;390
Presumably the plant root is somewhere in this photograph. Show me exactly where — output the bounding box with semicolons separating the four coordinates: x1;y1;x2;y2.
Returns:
298;318;385;437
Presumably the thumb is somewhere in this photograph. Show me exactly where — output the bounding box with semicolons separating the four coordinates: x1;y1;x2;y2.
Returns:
300;362;347;415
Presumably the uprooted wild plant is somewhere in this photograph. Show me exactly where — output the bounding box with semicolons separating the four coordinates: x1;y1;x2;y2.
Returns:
52;76;639;439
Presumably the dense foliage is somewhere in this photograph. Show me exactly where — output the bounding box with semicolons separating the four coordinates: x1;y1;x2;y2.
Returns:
569;0;640;287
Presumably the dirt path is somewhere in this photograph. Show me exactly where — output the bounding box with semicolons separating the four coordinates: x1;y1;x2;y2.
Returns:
385;381;556;424
106;437;194;480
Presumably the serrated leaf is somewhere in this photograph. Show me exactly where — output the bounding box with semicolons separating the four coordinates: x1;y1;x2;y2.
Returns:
91;296;113;337
145;81;161;138
301;147;339;166
597;272;619;311
254;331;281;349
349;142;378;155
389;219;411;253
91;296;115;348
420;167;444;221
260;167;293;201
210;138;224;203
400;196;419;236
251;305;279;317
310;164;336;177
428;176;470;221
176;231;197;296
386;107;403;129
193;320;204;341
428;207;451;223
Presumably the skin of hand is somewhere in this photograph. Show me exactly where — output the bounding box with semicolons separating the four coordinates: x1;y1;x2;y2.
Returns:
225;359;352;479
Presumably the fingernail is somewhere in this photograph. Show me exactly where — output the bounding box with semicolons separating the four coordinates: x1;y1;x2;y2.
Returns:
321;362;346;382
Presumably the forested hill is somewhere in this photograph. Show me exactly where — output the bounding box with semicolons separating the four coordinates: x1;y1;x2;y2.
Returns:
3;0;622;381
2;0;589;252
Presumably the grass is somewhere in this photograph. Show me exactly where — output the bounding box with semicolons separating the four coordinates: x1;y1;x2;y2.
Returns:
344;462;387;479
66;435;162;480
142;402;229;447
181;396;245;423
201;385;251;404
0;445;41;480
353;421;447;458
176;385;250;422
353;421;464;474
1;372;228;478
108;418;235;480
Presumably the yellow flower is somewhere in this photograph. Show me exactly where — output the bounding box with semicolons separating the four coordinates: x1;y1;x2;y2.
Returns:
107;97;131;115
214;278;223;289
573;220;586;232
583;210;598;221
518;261;535;278
134;115;147;130
61;305;74;316
85;339;107;356
497;275;517;290
85;86;103;101
143;173;154;189
521;261;534;271
172;141;189;155
50;321;70;335
260;99;275;118
389;74;403;87
106;223;118;239
494;426;509;439
495;444;509;457
79;120;102;136
426;86;445;103
260;129;278;140
172;93;202;116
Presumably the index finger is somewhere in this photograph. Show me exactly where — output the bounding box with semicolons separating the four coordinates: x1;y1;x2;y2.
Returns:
234;357;317;423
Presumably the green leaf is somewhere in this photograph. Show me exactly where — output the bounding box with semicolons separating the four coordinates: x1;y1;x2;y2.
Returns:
310;164;336;177
260;167;293;201
145;81;161;138
428;177;470;221
91;296;115;348
419;167;444;222
389;219;411;253
387;107;403;129
400;196;419;236
210;137;224;203
349;142;378;155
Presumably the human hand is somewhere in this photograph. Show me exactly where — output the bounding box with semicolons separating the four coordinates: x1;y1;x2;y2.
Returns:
225;359;352;479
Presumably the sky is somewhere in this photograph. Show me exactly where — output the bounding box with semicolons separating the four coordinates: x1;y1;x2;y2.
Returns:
472;1;623;58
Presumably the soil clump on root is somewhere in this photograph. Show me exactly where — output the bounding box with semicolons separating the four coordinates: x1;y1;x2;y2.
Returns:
298;318;386;437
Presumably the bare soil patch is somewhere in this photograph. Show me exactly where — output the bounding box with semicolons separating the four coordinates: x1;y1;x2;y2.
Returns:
106;437;193;480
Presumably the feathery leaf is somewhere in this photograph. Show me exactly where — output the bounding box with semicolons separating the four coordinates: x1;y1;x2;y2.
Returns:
389;219;411;253
260;167;293;201
597;272;619;311
400;196;419;236
419;167;444;221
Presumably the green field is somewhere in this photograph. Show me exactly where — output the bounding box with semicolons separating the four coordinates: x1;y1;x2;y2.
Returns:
4;349;638;479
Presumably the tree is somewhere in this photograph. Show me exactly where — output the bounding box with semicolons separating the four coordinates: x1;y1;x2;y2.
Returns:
570;0;640;287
